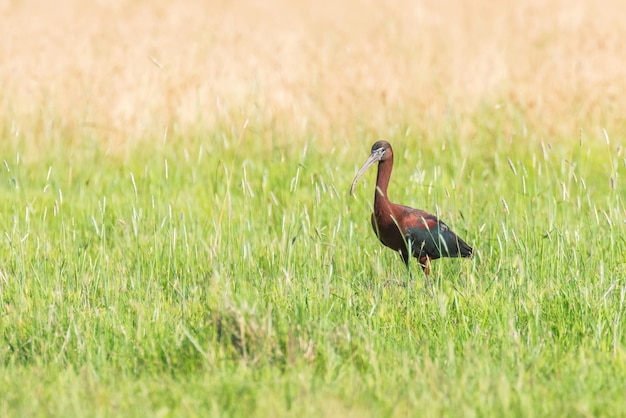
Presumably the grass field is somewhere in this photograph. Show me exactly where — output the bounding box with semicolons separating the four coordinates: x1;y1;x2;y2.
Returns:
2;0;626;416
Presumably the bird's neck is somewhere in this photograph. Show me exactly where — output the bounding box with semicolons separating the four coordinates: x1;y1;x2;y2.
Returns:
374;160;392;206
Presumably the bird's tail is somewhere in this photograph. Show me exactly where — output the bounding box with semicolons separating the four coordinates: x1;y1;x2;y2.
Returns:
457;237;473;258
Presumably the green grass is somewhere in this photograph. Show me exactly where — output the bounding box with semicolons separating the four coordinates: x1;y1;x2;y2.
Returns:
1;113;626;417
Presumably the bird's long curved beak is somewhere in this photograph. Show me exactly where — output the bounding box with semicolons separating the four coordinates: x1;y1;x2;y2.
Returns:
350;152;382;195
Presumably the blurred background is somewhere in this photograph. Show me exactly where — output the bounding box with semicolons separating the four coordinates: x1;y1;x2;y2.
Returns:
1;0;625;149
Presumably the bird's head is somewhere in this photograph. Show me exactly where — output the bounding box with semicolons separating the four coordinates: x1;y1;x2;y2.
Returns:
370;140;392;161
350;140;393;195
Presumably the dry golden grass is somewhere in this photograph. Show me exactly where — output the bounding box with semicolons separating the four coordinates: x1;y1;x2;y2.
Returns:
1;0;625;147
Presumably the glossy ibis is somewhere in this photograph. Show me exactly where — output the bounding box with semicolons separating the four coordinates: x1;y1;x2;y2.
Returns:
350;140;472;287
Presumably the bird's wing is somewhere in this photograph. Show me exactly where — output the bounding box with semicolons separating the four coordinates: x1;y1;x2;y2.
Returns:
399;208;471;259
396;206;443;232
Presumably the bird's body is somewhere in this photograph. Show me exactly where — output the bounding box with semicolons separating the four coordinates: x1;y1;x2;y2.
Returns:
350;140;472;284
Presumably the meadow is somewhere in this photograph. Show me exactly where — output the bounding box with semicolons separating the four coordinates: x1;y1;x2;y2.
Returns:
1;0;626;416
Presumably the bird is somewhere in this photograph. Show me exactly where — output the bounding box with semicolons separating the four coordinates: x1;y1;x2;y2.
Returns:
350;140;472;288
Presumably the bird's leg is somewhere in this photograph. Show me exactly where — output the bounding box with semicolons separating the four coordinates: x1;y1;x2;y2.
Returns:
419;256;433;294
401;250;415;284
383;251;413;287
